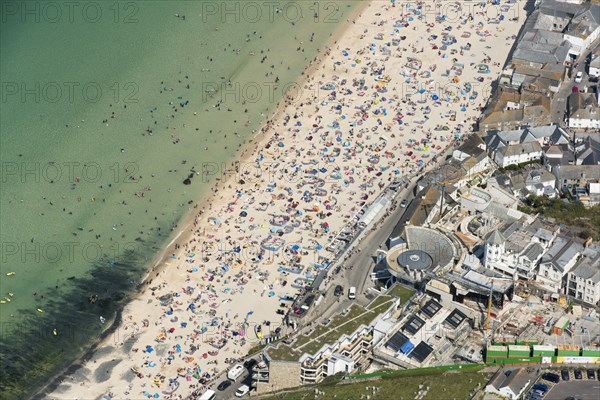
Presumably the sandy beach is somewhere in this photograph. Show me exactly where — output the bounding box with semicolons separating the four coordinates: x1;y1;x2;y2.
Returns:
47;1;527;399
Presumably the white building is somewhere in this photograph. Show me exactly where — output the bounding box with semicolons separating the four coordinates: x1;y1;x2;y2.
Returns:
590;54;600;78
563;4;600;56
536;235;584;294
495;142;543;168
483;219;557;279
568;90;600;130
486;125;570;168
506;167;557;199
566;243;600;305
486;368;533;400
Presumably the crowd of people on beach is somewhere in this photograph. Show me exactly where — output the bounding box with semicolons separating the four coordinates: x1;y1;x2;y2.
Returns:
50;1;525;399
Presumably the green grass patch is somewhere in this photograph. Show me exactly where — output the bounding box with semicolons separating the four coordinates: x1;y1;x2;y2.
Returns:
260;365;489;400
519;195;600;240
347;364;483;380
386;285;416;305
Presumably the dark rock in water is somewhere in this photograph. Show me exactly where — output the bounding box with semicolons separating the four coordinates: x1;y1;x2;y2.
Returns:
183;178;192;185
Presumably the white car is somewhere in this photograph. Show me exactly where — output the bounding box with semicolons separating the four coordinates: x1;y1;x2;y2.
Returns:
348;286;356;299
575;71;583;83
235;384;250;397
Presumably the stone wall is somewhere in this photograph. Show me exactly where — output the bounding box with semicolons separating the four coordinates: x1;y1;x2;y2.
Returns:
255;360;301;394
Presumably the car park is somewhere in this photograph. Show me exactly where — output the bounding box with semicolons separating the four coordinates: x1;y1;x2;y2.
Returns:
561;369;570;381
542;372;560;383
217;380;232;391
574;369;582;379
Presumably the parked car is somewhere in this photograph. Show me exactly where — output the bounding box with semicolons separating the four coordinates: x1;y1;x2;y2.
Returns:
217;380;232;391
200;390;217;400
227;364;245;381
561;369;570;381
244;359;257;370
348;286;356;299
587;369;595;379
235;384;250;397
532;383;548;393
542;372;560;383
400;199;408;208
574;369;583;379
334;285;344;297
575;71;583;83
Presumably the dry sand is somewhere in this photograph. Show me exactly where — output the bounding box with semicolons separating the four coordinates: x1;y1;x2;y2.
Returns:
48;1;527;399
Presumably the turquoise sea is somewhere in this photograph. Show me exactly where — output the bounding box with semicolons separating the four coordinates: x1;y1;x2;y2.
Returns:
0;1;358;397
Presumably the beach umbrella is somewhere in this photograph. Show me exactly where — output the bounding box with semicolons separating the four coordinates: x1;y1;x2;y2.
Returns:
432;95;439;100
239;211;247;217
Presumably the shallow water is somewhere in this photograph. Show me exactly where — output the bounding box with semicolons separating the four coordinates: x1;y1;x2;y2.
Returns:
0;1;358;397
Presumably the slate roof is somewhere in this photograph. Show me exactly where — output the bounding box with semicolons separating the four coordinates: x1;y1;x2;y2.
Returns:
487;230;506;245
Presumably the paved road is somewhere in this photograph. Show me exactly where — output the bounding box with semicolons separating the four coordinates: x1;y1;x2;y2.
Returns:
551;36;600;127
207;359;258;399
545;380;600;400
301;179;418;322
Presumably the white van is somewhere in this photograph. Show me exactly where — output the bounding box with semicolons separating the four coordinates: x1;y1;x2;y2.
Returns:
348;286;356;299
227;364;245;381
235;384;250;397
199;389;216;400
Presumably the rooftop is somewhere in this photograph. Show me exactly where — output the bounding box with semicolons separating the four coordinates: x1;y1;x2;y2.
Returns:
569;91;599;122
541;235;584;271
569;243;600;283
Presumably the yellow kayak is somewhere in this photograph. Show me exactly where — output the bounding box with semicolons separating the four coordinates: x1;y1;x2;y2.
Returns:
6;272;15;276
37;308;44;313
